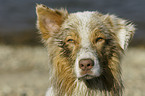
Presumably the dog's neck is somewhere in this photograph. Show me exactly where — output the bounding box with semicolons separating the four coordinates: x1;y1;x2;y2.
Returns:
51;76;122;96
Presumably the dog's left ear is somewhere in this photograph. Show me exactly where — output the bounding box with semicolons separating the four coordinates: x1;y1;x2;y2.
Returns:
36;4;68;40
104;15;135;50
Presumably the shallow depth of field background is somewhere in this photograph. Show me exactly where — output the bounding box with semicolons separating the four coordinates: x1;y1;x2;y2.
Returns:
0;0;145;96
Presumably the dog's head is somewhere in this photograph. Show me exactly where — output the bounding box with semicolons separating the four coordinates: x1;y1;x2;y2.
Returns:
36;4;135;80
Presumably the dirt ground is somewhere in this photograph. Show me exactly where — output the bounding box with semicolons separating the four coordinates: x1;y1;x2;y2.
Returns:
0;45;145;96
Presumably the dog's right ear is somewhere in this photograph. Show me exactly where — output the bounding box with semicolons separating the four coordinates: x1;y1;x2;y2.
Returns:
36;4;68;40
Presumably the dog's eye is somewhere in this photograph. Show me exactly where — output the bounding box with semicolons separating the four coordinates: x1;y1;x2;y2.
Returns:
67;39;75;43
95;37;104;42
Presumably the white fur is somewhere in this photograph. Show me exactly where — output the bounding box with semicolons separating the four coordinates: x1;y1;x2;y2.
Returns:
118;28;127;49
46;87;56;96
117;20;127;50
73;12;101;78
73;80;102;96
117;20;135;50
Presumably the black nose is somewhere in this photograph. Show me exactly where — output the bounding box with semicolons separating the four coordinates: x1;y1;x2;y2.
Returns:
79;59;94;71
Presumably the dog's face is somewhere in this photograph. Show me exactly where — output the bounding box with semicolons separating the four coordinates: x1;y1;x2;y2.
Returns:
36;4;135;80
63;12;106;79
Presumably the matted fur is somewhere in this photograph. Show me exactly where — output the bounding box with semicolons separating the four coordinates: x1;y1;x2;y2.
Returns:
36;4;135;96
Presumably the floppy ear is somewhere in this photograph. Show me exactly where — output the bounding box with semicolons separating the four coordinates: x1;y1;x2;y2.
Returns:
36;4;68;40
104;15;135;50
116;19;135;50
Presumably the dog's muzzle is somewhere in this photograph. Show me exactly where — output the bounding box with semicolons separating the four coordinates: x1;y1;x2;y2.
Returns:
75;48;101;80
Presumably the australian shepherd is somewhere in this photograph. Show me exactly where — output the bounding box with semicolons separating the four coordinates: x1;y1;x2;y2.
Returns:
36;4;135;96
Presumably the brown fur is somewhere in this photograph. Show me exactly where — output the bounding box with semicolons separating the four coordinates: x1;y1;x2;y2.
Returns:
36;4;135;96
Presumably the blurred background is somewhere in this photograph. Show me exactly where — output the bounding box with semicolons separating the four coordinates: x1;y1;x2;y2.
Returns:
0;0;145;96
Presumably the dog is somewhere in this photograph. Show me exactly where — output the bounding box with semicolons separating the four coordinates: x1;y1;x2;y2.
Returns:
36;4;135;96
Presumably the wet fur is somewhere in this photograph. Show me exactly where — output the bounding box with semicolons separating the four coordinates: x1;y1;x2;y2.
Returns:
36;4;135;96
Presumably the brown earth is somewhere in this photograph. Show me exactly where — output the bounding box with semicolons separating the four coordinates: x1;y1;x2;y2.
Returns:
0;45;145;96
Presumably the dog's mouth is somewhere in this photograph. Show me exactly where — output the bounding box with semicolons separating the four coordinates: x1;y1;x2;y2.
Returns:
79;74;95;80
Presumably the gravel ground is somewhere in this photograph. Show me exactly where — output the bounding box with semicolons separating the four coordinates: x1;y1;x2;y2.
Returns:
0;45;145;96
